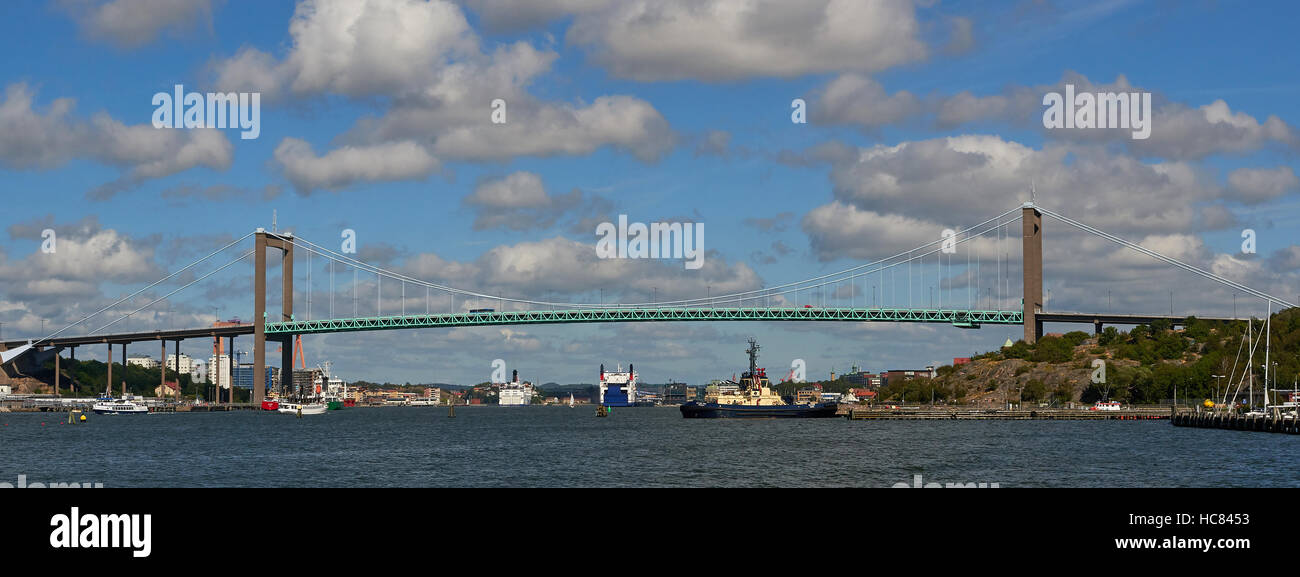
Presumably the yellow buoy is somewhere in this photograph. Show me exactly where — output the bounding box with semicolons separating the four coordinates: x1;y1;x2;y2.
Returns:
79;414;86;422
1202;399;1215;408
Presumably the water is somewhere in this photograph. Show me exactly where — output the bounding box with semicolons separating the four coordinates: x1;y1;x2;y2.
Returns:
1;407;1295;487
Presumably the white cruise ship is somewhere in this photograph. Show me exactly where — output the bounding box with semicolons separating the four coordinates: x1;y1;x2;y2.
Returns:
498;370;535;406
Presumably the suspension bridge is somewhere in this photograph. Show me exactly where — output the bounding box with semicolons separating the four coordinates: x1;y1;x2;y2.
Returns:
2;202;1294;406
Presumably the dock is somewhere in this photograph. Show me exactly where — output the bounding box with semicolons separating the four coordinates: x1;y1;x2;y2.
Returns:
0;398;261;413
846;407;1170;420
1171;410;1299;434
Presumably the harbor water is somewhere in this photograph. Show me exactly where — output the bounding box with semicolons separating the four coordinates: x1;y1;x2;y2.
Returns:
0;407;1294;487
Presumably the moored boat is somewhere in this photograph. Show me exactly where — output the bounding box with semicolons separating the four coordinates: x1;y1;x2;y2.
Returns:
92;395;149;415
277;401;328;415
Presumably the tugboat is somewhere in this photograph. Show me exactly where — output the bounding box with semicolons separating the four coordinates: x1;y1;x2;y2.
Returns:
680;338;838;418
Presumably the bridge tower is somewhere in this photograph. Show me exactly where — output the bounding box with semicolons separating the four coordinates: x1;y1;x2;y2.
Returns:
1022;203;1043;344
254;230;294;406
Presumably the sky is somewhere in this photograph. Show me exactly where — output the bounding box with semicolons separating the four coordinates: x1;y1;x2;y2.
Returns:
1;0;1298;387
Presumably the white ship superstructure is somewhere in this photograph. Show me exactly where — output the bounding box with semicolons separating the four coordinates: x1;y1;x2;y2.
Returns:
599;363;638;407
498;370;534;406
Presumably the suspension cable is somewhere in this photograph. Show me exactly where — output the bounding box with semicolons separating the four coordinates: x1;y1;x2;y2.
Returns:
28;232;254;347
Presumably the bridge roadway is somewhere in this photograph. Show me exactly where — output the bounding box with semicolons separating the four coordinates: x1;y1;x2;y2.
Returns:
2;324;255;351
1;308;1243;351
262;307;1022;335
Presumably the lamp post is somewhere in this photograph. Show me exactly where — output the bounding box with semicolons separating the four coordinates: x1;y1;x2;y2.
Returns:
1212;374;1226;407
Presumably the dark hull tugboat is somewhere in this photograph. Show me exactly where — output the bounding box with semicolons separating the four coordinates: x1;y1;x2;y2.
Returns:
680;338;839;419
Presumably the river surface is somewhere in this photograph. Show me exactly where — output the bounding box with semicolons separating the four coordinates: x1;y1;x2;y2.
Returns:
0;406;1294;487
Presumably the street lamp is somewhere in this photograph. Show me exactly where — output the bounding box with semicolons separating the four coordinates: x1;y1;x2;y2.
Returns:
1212;374;1226;406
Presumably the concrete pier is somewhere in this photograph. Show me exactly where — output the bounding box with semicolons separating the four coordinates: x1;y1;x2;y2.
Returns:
1171;410;1299;434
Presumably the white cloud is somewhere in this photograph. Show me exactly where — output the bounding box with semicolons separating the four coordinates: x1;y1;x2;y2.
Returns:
63;0;214;49
0;84;83;169
565;0;926;81
1134;100;1296;160
273;138;440;193
0;84;234;199
798;133;1300;318
944;16;974;55
819;135;1220;237
401;236;763;305
802;202;941;262
813;74;922;130
1226;166;1299;205
213;0;674;191
463;171;609;231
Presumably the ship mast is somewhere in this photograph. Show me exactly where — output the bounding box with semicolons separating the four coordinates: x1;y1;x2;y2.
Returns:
746;338;760;388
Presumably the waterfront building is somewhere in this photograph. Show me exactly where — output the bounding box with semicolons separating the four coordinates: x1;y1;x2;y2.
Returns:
796;384;823;404
153;381;180;398
127;356;159;370
883;367;936;387
663;382;697;404
166;353;193;374
232;364;278;389
208;354;231;390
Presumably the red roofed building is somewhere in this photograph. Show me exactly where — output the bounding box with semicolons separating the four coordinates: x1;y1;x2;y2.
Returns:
851;388;877;400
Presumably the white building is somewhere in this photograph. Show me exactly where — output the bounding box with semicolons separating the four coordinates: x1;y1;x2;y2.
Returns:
168;354;204;383
126;356;159;370
208;354;231;390
167;353;193;373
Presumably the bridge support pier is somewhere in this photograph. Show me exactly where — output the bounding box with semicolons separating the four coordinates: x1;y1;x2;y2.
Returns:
254;230;294;406
1022;203;1043;344
120;344;126;397
54;350;60;396
106;343;112;398
281;336;294;395
1094;321;1103;336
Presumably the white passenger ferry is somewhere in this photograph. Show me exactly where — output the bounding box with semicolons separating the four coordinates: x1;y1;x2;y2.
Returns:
277;401;328;415
92;395;149;415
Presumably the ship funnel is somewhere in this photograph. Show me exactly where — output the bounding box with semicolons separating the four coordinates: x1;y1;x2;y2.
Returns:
512;369;518;383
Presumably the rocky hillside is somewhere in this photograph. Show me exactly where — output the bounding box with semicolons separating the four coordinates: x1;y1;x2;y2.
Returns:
881;311;1296;407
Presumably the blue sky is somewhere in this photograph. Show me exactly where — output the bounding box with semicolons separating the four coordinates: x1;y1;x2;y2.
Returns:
2;0;1298;386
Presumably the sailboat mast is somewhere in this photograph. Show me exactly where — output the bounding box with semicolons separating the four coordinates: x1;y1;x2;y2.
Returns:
1264;302;1271;411
1248;318;1254;409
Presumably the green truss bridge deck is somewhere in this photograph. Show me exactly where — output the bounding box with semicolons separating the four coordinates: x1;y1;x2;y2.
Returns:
264;307;1024;335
